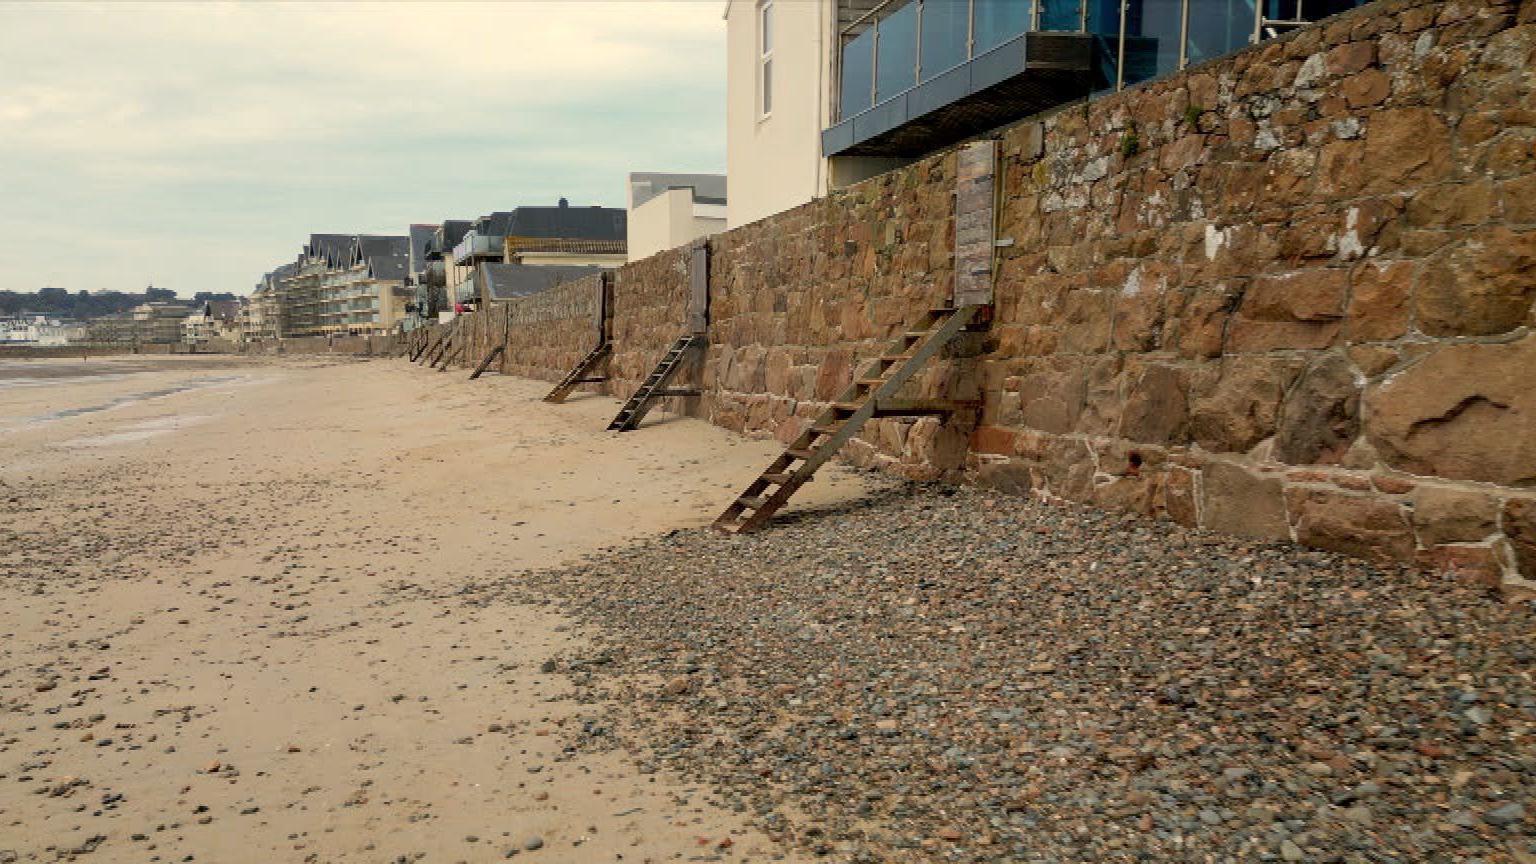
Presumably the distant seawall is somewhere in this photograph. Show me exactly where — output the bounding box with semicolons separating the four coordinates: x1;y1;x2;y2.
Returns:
1;344;181;359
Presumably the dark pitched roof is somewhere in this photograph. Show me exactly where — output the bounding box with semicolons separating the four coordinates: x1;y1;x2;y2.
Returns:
428;220;472;258
366;254;408;282
408;224;437;275
357;235;409;260
504;202;626;242
305;234;354;266
478;263;606;303
206;300;240;322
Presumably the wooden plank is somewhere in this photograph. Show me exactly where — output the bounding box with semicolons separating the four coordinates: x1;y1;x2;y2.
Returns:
688;240;710;335
468;344;505;380
954;140;997;307
720;307;980;534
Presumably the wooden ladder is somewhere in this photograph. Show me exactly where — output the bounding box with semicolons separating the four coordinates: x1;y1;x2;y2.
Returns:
411;329;436;363
544;342;612;403
606;334;704;432
713;305;983;534
468;344;504;379
436;341;464;371
420;326;450;366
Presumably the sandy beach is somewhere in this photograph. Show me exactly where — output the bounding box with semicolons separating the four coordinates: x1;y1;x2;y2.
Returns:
0;355;871;863
3;355;1533;864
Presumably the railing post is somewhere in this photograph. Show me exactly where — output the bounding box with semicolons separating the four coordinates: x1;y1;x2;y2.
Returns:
967;0;976;58
870;18;880;105
914;0;923;84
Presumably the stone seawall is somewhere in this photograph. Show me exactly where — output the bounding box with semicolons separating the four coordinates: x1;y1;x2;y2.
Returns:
240;334;400;356
0;344;179;359
429;0;1536;592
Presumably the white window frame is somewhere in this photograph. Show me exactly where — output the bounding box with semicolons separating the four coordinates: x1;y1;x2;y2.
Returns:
757;0;773;119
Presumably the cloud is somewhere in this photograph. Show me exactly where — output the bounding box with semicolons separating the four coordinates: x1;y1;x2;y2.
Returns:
0;1;727;296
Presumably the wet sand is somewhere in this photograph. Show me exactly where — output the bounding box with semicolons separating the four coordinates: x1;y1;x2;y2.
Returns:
0;355;872;863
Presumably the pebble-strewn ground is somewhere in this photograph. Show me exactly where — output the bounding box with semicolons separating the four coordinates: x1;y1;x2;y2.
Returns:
475;483;1535;864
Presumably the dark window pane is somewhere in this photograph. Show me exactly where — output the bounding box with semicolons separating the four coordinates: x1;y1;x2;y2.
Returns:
1040;0;1082;31
919;0;969;80
974;0;1030;53
762;57;773;114
841;27;875;117
875;0;919;102
1087;0;1121;92
1120;0;1183;86
1186;0;1253;65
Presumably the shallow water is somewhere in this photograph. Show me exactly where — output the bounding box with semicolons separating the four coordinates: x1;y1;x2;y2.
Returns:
1;374;243;429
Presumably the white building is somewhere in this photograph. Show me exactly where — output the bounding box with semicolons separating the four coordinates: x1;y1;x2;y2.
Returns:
626;173;727;261
723;0;837;230
0;316;84;345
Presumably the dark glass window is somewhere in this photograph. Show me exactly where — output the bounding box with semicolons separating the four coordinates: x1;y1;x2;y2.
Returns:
974;0;1031;53
841;27;876;117
1087;0;1121;92
1040;0;1082;31
875;0;919;102
920;0;970;80
1120;0;1183;86
1186;0;1254;65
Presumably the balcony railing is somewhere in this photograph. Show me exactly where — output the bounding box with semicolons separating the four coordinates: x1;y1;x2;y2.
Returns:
451;233;503;266
835;0;1367;124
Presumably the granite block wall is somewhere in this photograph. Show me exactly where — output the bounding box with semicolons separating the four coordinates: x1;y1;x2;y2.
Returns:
964;0;1536;590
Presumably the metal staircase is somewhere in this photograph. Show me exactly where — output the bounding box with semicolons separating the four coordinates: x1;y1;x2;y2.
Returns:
606;334;704;432
543;342;612;403
713;305;983;534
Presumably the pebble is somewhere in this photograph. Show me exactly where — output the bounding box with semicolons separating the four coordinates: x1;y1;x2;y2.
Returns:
479;484;1535;864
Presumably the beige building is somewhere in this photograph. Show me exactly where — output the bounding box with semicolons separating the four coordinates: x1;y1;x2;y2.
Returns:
723;0;837;229
626;173;727;261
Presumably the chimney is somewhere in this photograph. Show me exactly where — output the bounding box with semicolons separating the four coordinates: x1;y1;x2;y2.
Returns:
558;197;569;208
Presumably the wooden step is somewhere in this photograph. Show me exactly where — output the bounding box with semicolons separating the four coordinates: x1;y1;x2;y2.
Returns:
713;304;982;535
872;398;984;417
605;334;702;432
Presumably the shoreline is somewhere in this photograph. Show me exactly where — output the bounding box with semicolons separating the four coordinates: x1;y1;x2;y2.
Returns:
0;356;870;863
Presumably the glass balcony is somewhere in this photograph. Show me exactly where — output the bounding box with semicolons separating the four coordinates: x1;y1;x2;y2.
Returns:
829;0;1371;157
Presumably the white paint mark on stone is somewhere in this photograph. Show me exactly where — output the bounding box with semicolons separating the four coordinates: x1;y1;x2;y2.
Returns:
1338;208;1365;260
1204;224;1227;261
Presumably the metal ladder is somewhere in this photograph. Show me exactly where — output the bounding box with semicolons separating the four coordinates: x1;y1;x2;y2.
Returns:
606;334;704;432
543;342;612;403
713;305;983;534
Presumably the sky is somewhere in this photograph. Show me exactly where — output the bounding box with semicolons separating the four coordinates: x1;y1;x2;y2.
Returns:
0;1;727;298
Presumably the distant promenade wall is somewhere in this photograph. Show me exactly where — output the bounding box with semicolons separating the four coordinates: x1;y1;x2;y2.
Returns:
419;0;1536;592
239;334;400;356
2;343;183;359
